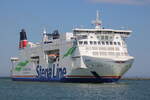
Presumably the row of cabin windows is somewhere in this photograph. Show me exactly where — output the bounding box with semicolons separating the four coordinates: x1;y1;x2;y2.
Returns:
92;52;128;56
98;36;110;40
78;41;121;46
74;31;128;35
96;36;120;40
86;47;120;51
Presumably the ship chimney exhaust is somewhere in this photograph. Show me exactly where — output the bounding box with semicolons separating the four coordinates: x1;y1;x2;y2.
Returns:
19;29;28;49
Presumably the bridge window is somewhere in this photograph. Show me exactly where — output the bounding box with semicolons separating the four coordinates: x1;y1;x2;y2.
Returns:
110;36;113;39
110;41;113;45
79;41;83;45
102;41;105;45
94;41;97;45
97;36;100;38
114;42;117;45
116;37;119;39
84;41;88;45
118;42;121;45
105;36;108;40
101;36;104;40
106;41;109;45
98;41;101;45
90;41;93;45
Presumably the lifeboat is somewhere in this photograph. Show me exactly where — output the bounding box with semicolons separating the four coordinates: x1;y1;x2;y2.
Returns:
48;54;59;63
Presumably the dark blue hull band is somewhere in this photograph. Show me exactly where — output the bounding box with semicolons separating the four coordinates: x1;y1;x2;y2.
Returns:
12;77;120;83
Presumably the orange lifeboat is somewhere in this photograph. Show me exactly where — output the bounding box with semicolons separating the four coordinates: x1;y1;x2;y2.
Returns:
48;54;59;57
48;54;59;63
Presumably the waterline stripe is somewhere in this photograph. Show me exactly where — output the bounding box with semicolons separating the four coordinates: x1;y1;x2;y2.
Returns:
12;75;36;78
65;75;121;78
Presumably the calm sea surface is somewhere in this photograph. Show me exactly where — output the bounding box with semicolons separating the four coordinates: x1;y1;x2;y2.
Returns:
0;78;150;100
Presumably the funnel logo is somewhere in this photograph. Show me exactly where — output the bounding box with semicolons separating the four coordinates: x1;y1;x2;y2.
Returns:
19;29;28;49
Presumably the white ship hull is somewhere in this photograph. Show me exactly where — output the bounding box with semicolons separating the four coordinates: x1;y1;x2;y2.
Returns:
62;56;134;82
11;56;134;83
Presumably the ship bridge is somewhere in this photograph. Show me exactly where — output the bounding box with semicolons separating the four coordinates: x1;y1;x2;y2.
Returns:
73;28;132;38
73;11;131;38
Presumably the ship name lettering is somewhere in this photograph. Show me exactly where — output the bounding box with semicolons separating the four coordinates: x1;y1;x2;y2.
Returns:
36;65;66;79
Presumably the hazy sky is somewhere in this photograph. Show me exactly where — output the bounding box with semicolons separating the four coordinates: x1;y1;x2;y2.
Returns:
0;0;150;77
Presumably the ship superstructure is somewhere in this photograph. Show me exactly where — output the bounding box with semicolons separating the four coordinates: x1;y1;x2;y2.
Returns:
11;11;134;83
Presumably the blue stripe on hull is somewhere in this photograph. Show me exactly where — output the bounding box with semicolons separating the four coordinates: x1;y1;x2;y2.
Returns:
12;77;120;83
12;78;60;82
61;78;120;83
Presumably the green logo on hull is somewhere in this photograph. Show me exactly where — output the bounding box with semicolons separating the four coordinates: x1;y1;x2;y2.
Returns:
15;60;29;71
63;47;76;58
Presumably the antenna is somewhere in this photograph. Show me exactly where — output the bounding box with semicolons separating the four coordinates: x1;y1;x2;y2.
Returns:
92;10;102;29
42;28;48;42
43;28;47;34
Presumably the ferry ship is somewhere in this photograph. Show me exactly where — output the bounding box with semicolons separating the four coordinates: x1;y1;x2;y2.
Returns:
10;11;134;83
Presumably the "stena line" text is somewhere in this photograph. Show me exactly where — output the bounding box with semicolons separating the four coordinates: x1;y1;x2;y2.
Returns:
36;64;67;80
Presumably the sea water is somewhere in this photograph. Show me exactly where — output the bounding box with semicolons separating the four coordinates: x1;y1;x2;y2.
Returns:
0;78;150;100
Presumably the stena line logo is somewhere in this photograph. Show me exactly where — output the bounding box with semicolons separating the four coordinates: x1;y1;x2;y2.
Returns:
36;64;67;80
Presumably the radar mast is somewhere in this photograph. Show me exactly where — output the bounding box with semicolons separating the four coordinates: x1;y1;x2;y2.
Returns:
92;10;102;29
